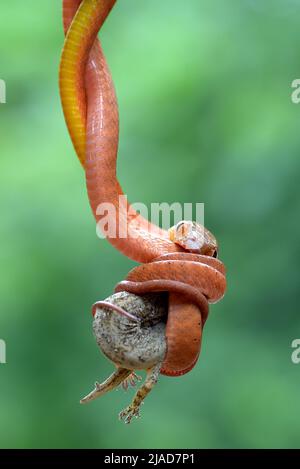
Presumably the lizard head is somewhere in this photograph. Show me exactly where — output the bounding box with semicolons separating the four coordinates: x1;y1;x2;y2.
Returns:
169;220;218;258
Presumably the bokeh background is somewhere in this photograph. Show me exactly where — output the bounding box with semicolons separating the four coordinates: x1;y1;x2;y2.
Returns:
0;0;300;449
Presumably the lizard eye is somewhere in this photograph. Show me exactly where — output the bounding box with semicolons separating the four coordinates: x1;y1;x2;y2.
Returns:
212;249;218;258
175;221;184;230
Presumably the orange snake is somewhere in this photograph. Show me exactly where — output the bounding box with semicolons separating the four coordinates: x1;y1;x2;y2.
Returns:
60;0;226;377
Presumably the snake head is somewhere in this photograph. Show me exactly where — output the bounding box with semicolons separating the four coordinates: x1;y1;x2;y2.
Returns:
169;220;218;258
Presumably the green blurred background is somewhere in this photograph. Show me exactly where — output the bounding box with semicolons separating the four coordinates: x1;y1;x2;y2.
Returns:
0;0;300;449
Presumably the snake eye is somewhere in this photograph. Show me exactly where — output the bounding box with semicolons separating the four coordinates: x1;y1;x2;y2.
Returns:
212;249;218;258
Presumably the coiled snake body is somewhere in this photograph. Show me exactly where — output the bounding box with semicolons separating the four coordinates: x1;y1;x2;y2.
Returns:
60;0;226;421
